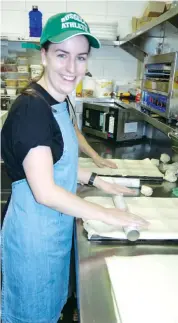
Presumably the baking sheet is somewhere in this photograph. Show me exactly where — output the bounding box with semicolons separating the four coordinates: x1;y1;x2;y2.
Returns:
105;255;178;323
79;157;163;180
83;196;178;241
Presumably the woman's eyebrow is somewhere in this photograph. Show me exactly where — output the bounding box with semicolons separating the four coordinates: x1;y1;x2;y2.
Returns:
55;49;88;55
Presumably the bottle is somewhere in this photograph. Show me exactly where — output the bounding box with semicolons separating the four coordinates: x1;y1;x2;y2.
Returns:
29;6;42;37
135;88;141;102
76;81;83;97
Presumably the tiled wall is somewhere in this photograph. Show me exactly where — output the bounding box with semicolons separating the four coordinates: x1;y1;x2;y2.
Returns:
1;0;148;83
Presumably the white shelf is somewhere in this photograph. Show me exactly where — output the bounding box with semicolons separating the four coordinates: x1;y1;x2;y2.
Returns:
1;35;40;43
1;35;120;47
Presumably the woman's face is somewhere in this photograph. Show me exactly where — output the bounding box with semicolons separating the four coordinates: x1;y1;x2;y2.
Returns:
41;35;89;95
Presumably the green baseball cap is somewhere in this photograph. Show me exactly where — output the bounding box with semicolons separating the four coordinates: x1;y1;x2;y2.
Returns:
40;12;101;49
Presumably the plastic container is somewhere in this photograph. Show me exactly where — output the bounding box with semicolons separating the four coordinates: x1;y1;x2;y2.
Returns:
18;79;29;88
17;65;29;73
1;64;5;72
95;79;113;97
29;6;42;37
1;79;5;88
5;72;18;79
135;88;141;102
76;81;83;97
5;79;17;87
82;77;95;97
30;64;43;79
6;87;17;95
4;64;17;72
17;57;28;65
17;72;29;79
5;54;17;64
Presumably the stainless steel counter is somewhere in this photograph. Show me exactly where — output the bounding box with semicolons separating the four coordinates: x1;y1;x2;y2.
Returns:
75;140;178;323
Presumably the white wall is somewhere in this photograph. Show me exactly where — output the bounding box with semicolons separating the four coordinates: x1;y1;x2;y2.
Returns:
1;0;148;83
1;1;147;38
22;46;138;84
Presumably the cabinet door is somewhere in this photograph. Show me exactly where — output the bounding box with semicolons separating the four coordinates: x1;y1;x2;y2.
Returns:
76;112;83;131
1;10;26;37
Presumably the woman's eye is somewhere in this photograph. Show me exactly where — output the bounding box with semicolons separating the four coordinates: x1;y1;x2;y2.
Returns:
57;54;66;58
78;56;86;61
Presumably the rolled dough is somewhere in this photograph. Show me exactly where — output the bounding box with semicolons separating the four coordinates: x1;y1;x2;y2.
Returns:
83;197;178;240
141;185;153;196
160;153;170;164
79;158;163;178
164;170;177;183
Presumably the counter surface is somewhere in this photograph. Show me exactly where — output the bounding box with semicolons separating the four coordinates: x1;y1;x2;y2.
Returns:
76;138;178;323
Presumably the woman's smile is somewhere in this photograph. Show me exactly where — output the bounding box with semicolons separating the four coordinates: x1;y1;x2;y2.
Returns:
60;74;76;82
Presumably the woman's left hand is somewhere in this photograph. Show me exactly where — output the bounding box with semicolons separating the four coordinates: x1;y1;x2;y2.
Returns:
95;177;136;195
93;155;118;169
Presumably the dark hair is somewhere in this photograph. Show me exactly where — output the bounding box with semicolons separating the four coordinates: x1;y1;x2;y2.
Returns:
20;41;51;96
41;40;51;52
41;39;91;53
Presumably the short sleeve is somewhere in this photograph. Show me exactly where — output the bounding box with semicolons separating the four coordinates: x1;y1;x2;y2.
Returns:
12;94;53;164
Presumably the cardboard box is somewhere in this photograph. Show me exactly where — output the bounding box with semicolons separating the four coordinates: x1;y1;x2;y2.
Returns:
137;17;156;30
132;17;137;33
143;1;166;17
165;2;172;11
132;17;156;32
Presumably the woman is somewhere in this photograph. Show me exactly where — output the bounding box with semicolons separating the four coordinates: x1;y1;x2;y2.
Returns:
1;12;148;323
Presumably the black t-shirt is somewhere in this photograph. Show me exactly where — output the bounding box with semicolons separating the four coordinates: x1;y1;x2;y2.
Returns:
1;83;68;182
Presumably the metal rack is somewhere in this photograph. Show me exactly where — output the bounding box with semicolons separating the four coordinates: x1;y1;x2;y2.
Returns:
119;4;178;61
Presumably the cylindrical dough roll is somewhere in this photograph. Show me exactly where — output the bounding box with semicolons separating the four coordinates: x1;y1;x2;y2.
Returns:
113;194;127;210
113;195;140;241
123;227;140;242
114;178;140;188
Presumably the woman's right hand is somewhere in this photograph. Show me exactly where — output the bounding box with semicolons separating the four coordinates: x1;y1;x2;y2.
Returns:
104;208;149;229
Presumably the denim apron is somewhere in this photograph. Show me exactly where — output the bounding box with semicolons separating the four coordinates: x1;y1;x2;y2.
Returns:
1;101;78;323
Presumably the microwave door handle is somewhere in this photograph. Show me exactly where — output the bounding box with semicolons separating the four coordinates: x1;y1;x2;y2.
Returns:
102;112;108;132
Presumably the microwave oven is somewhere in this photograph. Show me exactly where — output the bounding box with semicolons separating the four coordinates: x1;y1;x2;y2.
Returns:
82;102;145;142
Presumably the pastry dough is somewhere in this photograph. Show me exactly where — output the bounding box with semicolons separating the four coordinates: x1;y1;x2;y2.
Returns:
99;176;140;187
162;181;177;192
141;185;153;196
159;163;169;173
83;197;178;240
151;158;159;166
160;162;178;175
160;153;170;164
79;158;163;178
164;170;177;183
113;195;127;210
166;162;178;174
105;255;178;323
